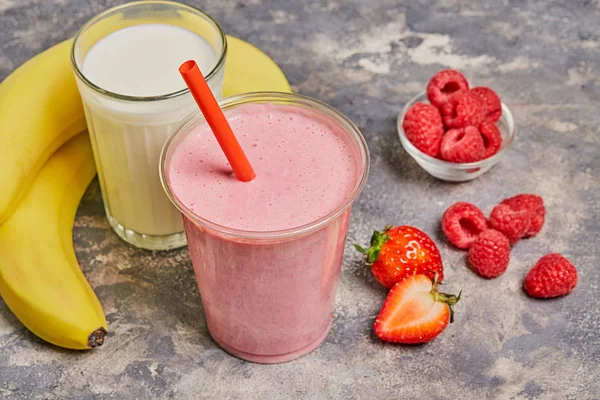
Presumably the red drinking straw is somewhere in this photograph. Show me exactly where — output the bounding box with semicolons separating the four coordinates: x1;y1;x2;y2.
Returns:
179;60;256;182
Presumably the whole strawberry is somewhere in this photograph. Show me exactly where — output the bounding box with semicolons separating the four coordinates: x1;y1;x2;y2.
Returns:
524;254;577;299
374;274;461;344
355;225;443;288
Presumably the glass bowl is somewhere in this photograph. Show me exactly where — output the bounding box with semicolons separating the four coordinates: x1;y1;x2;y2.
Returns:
397;92;515;182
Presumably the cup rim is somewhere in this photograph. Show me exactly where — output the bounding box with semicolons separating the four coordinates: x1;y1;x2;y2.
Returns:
159;91;371;240
397;91;516;170
70;0;227;102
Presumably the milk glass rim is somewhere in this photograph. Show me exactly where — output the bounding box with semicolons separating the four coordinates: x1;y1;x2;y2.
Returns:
159;91;371;241
70;0;227;102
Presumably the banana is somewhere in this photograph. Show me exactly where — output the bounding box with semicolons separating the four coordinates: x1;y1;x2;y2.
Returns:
0;134;107;349
0;38;85;224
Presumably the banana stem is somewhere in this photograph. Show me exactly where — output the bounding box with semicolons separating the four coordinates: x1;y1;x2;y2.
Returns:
88;328;107;348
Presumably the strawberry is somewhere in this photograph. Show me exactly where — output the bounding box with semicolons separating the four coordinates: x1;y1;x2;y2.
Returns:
355;225;444;289
374;274;461;344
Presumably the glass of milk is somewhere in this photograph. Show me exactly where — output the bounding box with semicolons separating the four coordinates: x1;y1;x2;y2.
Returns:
71;1;226;250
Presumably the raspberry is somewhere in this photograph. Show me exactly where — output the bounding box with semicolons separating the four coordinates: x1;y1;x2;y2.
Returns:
441;202;488;249
500;194;545;237
489;204;530;244
468;229;511;279
479;121;503;159
524;253;577;298
440;126;485;163
441;90;487;129
402;102;444;157
426;69;470;109
471;87;502;122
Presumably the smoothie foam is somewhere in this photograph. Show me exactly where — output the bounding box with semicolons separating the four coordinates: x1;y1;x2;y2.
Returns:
168;103;361;231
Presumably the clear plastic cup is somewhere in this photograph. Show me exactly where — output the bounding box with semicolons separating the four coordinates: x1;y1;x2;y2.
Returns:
160;92;370;363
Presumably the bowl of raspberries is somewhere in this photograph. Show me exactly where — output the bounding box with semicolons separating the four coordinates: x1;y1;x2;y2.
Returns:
397;69;515;182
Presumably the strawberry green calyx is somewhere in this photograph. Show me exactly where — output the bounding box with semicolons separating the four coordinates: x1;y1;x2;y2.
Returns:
432;288;462;323
354;225;393;263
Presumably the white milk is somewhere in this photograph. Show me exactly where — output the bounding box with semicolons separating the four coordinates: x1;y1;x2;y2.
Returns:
82;25;217;97
76;24;224;249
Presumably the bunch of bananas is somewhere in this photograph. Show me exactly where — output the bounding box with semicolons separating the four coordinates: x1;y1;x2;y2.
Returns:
0;39;107;349
0;36;291;350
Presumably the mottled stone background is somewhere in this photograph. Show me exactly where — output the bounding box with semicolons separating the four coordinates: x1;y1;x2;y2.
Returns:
1;0;599;399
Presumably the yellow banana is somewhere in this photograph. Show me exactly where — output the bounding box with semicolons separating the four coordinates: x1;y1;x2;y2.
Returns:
0;38;85;224
0;134;107;349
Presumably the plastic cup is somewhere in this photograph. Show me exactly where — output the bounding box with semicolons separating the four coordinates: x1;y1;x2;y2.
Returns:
160;92;370;363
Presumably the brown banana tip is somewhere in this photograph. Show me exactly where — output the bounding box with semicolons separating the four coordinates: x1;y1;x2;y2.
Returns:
87;327;107;348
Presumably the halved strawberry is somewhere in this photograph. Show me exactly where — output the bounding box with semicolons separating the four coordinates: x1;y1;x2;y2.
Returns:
355;225;444;289
374;274;461;344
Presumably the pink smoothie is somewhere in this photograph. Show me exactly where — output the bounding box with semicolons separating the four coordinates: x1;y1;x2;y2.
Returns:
166;102;365;363
168;103;360;230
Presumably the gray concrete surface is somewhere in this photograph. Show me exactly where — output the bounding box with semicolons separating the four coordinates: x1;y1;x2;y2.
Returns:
1;0;599;399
